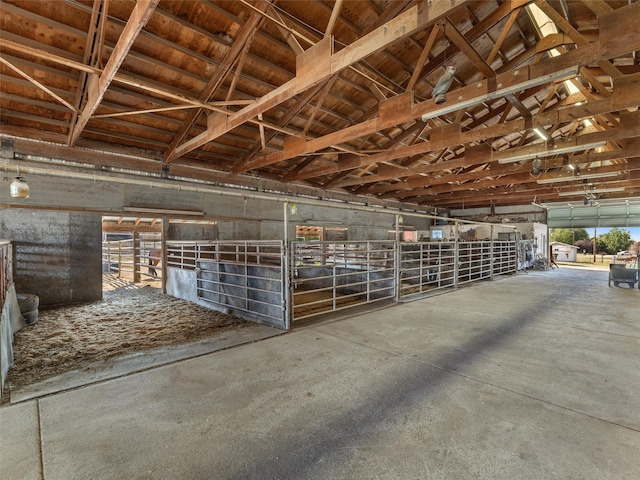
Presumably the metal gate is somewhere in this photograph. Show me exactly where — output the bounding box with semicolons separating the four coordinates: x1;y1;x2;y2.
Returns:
195;241;286;329
102;239;134;277
458;241;493;285
399;241;456;299
291;241;396;322
165;237;518;328
493;241;517;275
102;237;162;281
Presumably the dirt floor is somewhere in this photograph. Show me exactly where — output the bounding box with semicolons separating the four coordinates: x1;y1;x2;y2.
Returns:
3;275;249;397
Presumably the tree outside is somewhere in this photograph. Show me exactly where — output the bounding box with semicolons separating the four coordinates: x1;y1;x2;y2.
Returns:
550;228;590;245
575;239;593;254
596;227;633;254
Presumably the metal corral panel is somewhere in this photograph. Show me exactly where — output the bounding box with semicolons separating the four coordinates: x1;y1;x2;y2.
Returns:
292;241;396;322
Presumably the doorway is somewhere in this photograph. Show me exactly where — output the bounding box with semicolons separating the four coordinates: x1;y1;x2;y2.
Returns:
101;216;163;293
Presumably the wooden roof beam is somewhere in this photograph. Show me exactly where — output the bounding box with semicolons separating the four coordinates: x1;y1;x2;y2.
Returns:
324;0;343;40
333;109;640;189
534;0;623;80
288;78;593;182
0;56;77;112
162;0;271;162
405;24;441;93
68;0;109;143
167;1;470;163
68;0;160;146
247;14;640;177
412;0;532;88
443;19;494;79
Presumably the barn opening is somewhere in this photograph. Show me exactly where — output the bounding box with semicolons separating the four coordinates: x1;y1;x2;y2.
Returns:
102;216;163;292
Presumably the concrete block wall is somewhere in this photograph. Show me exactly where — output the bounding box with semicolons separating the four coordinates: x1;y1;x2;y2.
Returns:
0;169;437;311
0;210;102;306
167;223;217;241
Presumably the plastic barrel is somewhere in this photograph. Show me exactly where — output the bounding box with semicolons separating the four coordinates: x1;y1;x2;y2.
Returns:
17;293;39;325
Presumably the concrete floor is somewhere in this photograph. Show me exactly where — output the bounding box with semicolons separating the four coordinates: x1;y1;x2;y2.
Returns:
1;265;639;479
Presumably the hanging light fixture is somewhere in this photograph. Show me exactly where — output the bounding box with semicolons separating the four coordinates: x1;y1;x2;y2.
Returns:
531;157;543;175
10;176;29;198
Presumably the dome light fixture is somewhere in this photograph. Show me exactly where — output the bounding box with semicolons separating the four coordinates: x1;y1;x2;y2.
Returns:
10;176;29;198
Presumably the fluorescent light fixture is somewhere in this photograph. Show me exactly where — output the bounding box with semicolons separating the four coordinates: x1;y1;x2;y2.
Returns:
557;187;625;196
421;66;579;121
536;171;620;184
123;206;204;216
533;127;550;140
303;220;342;225
498;140;606;164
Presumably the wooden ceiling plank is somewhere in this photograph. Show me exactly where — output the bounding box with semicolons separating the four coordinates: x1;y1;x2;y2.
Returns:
486;8;521;66
0;36;96;73
69;0;109;143
163;0;271;162
580;0;613;16
406;24;441;92
68;0;160;146
267;4;304;55
443;19;495;79
0;56;78;112
534;0;623;80
168;1;470;162
324;0;343;40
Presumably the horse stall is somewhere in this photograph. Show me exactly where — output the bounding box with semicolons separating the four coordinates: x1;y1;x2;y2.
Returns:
1;240;25;397
164;241;285;329
164;232;519;328
292;241;396;322
1;203;520;401
1;218;251;400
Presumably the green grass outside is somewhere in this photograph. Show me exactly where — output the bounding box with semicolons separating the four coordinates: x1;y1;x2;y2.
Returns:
558;253;638;270
575;253;615;265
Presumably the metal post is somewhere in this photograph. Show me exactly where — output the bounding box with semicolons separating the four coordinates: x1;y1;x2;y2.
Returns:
490;224;495;279
117;241;122;278
133;231;141;283
453;221;459;289
161;217;168;294
366;242;371;303
394;213;401;302
283;201;291;330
